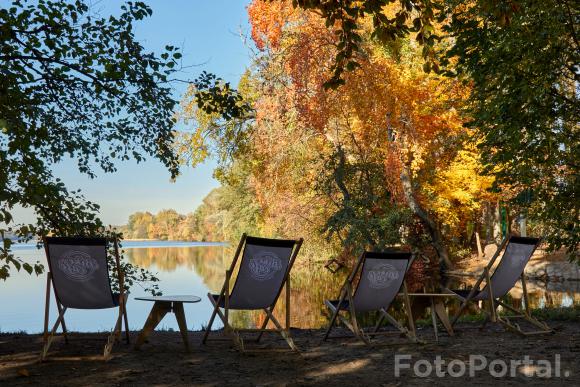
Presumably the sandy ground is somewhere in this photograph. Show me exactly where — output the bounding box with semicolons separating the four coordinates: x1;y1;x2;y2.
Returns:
1;321;579;386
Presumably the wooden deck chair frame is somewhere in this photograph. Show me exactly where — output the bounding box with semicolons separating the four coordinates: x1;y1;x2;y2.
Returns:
446;236;553;336
202;233;303;351
41;237;129;361
323;252;417;345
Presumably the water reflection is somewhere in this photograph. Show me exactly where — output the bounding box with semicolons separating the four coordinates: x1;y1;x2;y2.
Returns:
1;243;579;333
446;274;580;314
128;245;580;330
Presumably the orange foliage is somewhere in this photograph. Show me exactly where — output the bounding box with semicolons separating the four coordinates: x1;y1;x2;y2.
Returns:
236;1;496;249
247;0;296;51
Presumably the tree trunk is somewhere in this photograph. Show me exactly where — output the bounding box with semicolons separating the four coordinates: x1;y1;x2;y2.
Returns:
493;201;501;242
399;163;453;269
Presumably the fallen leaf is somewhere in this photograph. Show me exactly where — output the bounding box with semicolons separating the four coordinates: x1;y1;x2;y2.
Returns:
17;368;29;377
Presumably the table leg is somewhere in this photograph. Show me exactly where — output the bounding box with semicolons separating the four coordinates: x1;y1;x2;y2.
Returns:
173;302;190;352
433;300;454;336
135;302;170;349
430;298;439;342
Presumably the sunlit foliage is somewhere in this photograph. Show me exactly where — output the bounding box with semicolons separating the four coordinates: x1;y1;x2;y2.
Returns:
0;0;180;291
180;1;499;267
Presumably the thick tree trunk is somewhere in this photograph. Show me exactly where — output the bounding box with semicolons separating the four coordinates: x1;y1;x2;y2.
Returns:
399;163;453;269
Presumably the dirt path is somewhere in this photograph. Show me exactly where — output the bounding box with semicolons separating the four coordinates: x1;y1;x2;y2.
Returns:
1;322;579;386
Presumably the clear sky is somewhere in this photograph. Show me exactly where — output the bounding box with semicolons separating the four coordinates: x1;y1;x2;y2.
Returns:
14;0;253;226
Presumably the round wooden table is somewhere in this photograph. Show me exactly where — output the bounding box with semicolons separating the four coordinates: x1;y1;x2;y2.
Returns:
134;295;201;352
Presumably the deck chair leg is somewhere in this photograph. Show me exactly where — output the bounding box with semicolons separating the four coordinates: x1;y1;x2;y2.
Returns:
204;294;244;350
480;313;490;330
114;304;123;342
202;293;220;344
336;312;369;345
56;301;69;344
123;302;130;344
496;300;553;334
264;308;298;351
519;277;552;332
373;313;386;333
344;284;369;344
104;313;123;360
402;281;416;338
215;306;244;351
521;274;531;316
496;314;524;335
380;309;417;343
451;298;469;326
43;274;51;343
336;315;360;339
40;306;67;361
350;314;369;344
430;299;439;342
323;300;341;341
484;268;497;322
256;312;270;343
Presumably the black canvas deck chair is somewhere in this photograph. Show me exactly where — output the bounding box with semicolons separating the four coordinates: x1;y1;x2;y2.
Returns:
446;236;553;336
202;234;303;351
41;237;129;360
323;251;416;344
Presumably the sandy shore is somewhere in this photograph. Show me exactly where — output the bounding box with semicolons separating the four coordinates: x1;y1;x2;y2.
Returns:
1;322;579;386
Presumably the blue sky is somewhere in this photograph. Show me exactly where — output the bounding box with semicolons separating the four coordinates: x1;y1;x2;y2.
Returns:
15;0;253;226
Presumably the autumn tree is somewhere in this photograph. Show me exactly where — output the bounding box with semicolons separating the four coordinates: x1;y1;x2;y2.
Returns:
127;212;155;239
286;0;579;260
180;1;497;269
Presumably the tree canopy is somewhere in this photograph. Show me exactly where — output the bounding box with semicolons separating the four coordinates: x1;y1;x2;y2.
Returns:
0;0;181;282
180;1;504;268
283;0;579;260
183;0;578;263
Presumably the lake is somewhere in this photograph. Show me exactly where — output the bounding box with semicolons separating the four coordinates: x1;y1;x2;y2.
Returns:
1;241;579;333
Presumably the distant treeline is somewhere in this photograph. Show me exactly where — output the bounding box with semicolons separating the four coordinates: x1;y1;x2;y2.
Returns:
122;187;258;242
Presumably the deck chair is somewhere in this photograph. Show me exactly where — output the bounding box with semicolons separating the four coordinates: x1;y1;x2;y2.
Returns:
202;234;303;351
323;251;416;344
41;237;129;361
446;235;553;336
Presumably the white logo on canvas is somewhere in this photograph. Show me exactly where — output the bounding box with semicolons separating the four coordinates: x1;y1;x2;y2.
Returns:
367;263;400;289
249;251;282;281
57;250;100;282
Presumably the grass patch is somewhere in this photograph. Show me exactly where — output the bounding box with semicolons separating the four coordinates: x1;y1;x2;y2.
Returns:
531;305;580;321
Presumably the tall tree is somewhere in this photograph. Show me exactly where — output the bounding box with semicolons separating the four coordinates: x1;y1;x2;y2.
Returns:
285;0;579;259
0;0;181;281
445;0;579;260
183;1;494;268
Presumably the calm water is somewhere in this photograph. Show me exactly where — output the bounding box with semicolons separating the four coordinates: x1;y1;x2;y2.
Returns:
1;241;579;333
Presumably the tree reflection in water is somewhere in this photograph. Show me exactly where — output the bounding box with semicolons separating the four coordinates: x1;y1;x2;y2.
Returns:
126;246;580;329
